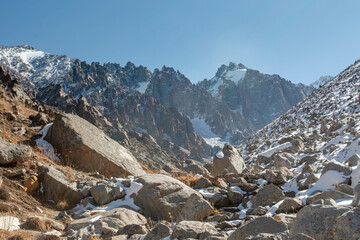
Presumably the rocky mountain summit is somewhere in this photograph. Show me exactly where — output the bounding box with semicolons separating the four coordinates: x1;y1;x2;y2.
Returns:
198;62;314;130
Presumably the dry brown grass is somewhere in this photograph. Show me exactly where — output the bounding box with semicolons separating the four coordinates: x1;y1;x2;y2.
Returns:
144;168;161;174
7;235;26;240
40;235;60;240
54;200;69;211
0;230;34;240
90;236;103;240
24;217;50;232
173;175;201;187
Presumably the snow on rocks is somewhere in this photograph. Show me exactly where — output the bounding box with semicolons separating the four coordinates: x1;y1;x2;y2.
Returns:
35;123;60;162
0;216;20;231
212;144;246;176
72;178;143;218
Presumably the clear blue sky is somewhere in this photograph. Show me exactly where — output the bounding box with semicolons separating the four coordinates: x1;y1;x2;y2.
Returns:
1;0;360;84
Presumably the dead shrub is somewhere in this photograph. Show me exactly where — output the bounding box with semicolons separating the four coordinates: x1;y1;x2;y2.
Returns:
25;217;50;232
55;200;69;211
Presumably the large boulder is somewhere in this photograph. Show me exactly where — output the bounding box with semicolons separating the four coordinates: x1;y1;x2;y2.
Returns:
212;144;245;176
276;198;303;214
289;204;349;239
0;137;32;165
184;160;210;176
329;207;360;240
90;181;126;205
263;168;294;185
144;221;172;240
38;163;83;206
176;193;214;222
250;184;285;207
45;113;145;177
243;232;290;240
321;161;351;176
347;154;360;167
133;174;202;221
200;187;230;208
67;208;147;237
306;190;353;205
228;216;288;240
171;221;218;240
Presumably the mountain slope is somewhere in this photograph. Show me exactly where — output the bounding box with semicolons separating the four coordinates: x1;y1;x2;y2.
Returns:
238;59;360;164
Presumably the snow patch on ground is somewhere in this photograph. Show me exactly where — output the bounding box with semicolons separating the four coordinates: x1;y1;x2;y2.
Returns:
0;216;20;231
73;178;143;218
297;170;347;202
258;142;292;158
35;123;60;162
191;117;218;138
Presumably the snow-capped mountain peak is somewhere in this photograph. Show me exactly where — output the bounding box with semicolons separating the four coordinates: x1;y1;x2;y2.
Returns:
0;45;72;88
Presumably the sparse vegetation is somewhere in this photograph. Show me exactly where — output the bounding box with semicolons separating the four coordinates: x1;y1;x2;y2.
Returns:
173;175;201;187
55;200;69;211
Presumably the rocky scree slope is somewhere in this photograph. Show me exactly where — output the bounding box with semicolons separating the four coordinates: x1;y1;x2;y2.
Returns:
0;45;211;162
230;58;360;239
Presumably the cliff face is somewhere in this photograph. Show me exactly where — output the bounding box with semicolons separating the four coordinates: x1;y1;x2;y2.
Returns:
145;66;253;144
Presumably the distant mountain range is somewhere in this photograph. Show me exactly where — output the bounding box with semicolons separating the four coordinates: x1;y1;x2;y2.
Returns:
0;45;316;161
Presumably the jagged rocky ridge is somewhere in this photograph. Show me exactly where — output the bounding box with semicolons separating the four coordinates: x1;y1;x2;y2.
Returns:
0;46;313;156
0;45;211;162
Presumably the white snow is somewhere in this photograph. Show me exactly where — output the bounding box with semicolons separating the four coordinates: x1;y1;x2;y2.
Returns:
336;198;354;207
207;67;247;98
204;137;227;148
0;216;20;231
297;170;347;201
135;81;150;94
197;188;217;198
227;68;247;84
266;199;284;216
191;117;218;138
231;186;247;194
257;178;268;187
89;215;102;223
208;78;224;97
35;123;60;162
19;50;45;64
215;150;224;158
73;178;143;218
0;46;73;87
258;142;292;158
